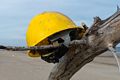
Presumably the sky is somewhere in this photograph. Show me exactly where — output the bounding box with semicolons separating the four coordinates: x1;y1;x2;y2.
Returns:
0;0;120;46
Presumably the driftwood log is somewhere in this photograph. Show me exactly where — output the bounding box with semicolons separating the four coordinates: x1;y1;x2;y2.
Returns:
0;7;120;80
48;8;120;80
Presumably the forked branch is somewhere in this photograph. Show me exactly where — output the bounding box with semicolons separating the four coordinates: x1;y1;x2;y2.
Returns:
48;8;120;80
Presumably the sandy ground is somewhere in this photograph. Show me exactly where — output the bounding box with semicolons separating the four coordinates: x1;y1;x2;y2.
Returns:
0;50;120;80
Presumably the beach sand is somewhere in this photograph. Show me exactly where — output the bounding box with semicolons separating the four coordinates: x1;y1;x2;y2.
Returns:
0;50;119;80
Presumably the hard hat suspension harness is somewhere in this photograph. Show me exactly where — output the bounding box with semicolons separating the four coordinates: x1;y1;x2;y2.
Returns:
41;29;83;63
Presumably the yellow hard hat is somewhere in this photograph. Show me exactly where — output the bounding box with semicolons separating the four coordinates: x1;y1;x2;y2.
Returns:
26;11;83;57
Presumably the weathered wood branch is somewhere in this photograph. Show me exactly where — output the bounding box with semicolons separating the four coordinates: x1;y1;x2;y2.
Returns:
48;8;120;80
108;45;120;72
0;44;60;51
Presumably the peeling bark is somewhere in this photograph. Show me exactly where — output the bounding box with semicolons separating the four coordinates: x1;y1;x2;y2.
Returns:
48;9;120;80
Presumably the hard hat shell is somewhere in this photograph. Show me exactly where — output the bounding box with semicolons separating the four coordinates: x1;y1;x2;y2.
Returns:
26;11;84;57
26;11;83;47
